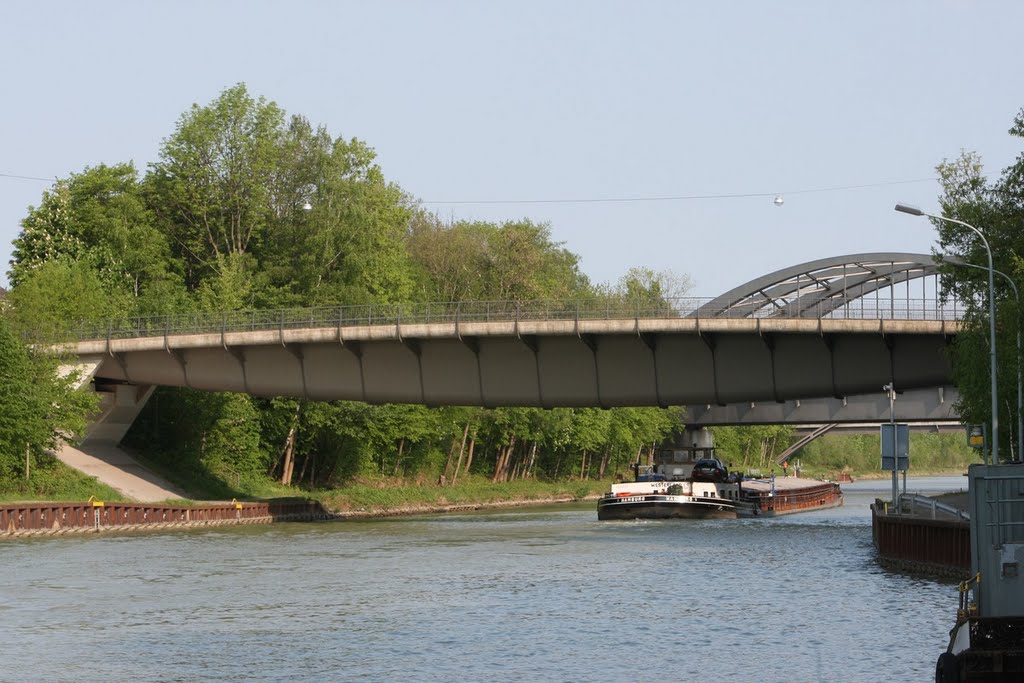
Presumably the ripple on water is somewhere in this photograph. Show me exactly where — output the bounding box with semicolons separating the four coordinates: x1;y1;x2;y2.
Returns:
0;477;964;682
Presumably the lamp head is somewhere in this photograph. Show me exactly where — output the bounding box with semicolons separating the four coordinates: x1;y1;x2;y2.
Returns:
894;203;925;216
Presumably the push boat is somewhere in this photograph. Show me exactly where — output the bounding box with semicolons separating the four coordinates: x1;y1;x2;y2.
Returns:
597;444;843;521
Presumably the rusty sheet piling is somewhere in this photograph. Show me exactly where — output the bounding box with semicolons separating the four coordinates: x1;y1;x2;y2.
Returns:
1;500;331;537
871;499;970;579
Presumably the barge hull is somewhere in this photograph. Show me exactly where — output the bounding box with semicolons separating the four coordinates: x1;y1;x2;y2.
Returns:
754;495;844;517
598;501;740;520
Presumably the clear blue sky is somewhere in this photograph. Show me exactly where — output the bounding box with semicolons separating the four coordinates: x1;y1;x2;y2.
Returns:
1;0;1021;295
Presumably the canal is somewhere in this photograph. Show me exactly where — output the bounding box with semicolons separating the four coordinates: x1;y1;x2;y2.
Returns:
2;476;965;682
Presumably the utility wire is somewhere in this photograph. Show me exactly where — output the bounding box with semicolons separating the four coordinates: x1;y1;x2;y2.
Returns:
2;169;937;204
0;172;55;182
422;177;938;205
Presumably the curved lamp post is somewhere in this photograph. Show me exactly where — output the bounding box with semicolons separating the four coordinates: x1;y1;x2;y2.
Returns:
941;255;1022;463
895;203;998;464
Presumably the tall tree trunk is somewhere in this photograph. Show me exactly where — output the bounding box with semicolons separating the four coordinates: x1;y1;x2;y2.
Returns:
463;433;477;477
505;437;517;481
525;441;538;479
511;444;526;481
393;439;406;476
493;444;509;482
281;430;296;486
442;436;458;481
307;452;317;486
278;403;302;485
580;449;588;480
598;446;610;478
450;422;471;485
494;437;517;482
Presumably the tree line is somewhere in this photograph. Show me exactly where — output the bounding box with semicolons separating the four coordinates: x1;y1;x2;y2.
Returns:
933;108;1024;462
2;83;699;493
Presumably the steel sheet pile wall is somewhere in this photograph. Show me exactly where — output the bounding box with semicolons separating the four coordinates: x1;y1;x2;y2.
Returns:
871;502;970;578
1;500;329;537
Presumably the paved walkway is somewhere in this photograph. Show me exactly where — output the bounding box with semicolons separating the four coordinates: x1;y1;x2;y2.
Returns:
56;443;186;503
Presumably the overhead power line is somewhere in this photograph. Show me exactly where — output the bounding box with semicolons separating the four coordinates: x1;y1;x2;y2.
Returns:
421;177;938;205
2;169;937;204
0;172;55;182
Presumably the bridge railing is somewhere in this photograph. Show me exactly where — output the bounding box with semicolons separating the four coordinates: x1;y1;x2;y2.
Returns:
69;296;964;341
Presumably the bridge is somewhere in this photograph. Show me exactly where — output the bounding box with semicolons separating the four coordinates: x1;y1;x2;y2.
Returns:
62;252;964;447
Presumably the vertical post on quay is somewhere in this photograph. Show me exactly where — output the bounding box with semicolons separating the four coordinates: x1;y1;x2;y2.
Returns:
885;382;899;511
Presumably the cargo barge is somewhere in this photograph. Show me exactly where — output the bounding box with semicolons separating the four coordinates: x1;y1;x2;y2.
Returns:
597;466;842;520
597;437;842;521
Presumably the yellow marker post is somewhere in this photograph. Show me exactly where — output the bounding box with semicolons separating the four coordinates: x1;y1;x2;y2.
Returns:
87;495;104;530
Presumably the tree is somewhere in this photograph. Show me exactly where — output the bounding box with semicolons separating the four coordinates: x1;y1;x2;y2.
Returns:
9;163;184;315
0;314;97;484
934;108;1024;458
408;216;591;302
7;260;132;342
711;425;792;471
616;266;693;313
269;127;416;306
148;83;284;290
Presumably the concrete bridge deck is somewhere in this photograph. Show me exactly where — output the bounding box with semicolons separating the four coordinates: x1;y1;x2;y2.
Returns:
70;315;957;408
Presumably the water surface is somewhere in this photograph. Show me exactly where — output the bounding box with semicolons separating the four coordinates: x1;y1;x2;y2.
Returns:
1;476;966;682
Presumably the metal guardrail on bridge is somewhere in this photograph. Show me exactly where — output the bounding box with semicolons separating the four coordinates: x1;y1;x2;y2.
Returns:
70;296;965;342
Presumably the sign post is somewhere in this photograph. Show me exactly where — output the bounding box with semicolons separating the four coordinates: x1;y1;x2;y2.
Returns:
967;424;987;457
881;384;909;511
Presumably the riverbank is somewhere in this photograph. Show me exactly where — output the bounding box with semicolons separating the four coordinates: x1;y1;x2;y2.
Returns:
0;463;971;534
325;493;598;520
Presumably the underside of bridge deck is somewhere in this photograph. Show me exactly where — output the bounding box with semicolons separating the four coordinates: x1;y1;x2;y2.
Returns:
79;318;955;409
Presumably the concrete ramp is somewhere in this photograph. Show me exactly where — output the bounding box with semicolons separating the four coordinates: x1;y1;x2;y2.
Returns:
56;442;186;503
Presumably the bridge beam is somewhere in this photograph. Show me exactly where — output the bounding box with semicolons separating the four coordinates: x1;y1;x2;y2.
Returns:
76;318;957;408
684;386;959;425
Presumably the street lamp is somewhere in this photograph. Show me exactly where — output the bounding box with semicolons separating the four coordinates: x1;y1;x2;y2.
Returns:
895;203;999;464
940;255;1022;463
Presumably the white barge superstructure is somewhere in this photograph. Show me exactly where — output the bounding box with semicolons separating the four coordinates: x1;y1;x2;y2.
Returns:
597;432;842;521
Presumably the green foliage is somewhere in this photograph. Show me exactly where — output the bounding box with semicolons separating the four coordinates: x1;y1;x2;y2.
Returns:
10;163;181;310
0;315;98;487
934;108;1024;458
614;266;693;310
408;216;590;302
0;456;125;502
7;260;132;341
148;84;284;282
123;388;268;498
796;431;980;476
3;82;693;502
711;425;793;470
318;474;605;514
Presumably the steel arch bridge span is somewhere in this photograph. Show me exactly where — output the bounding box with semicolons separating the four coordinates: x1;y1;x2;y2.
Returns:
696;252;956;320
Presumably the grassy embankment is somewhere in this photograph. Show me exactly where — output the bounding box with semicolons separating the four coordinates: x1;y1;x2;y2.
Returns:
0;459;125;503
0;431;978;510
789;431;980;480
